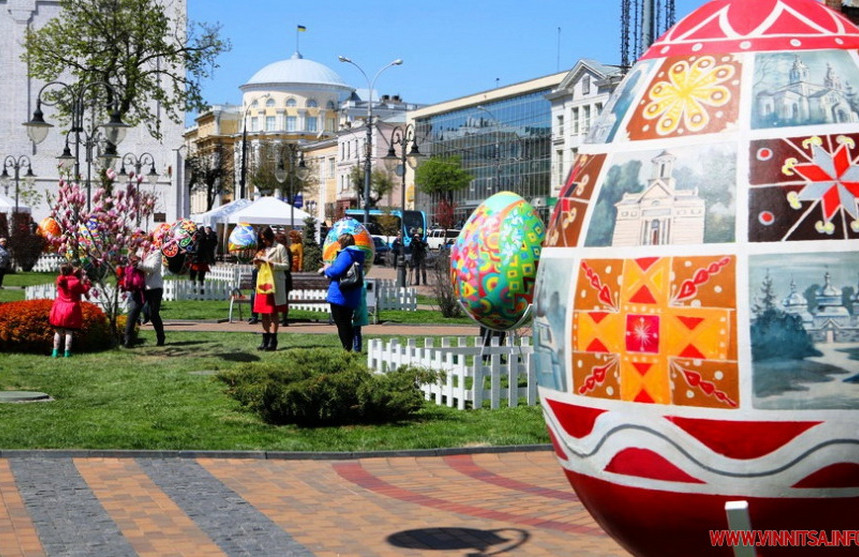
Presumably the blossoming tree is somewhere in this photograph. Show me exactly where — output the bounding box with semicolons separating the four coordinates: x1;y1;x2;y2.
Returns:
48;167;156;343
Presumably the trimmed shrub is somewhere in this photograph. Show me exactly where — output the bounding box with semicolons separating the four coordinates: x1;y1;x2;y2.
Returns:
217;348;438;426
0;299;116;354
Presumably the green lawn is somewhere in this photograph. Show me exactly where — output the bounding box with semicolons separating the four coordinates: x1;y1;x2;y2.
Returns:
0;273;545;452
0;331;547;451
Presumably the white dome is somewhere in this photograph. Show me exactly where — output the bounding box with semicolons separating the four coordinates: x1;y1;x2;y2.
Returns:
245;52;349;88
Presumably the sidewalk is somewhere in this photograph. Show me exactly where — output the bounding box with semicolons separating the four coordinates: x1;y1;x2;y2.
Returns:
0;449;626;556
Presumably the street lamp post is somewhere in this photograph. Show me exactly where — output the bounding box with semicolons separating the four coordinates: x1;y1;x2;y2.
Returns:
383;124;424;288
274;143;309;230
23;81;130;211
118;152;159;228
338;56;403;227
239;94;270;201
0;155;36;215
118;152;159;185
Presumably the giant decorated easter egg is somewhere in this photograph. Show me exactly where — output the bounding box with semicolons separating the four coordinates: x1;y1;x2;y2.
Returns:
450;191;544;331
150;223;172;249
37;217;61;252
160;219;198;259
322;217;375;272
37;217;61;240
227;223;257;263
535;1;859;555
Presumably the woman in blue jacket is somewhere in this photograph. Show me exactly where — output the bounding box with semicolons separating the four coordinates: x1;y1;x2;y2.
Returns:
322;233;365;350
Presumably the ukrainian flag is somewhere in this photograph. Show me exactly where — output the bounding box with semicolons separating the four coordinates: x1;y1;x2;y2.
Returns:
297;25;307;32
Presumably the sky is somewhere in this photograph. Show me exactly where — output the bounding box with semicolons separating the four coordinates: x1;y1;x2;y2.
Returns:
187;0;709;121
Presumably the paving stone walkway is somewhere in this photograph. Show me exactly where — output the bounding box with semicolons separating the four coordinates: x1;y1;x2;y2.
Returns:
0;450;627;556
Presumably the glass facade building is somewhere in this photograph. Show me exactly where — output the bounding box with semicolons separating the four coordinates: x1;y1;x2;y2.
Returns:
414;88;554;225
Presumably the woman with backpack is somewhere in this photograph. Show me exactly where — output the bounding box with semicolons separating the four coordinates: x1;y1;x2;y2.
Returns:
321;233;365;351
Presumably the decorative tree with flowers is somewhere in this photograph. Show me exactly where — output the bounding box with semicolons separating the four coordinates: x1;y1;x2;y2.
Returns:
48;166;156;344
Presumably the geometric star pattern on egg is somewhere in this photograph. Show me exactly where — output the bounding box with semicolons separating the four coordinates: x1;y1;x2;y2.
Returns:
572;256;738;408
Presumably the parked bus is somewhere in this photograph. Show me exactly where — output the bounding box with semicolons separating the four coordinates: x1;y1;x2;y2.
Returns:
344;209;427;247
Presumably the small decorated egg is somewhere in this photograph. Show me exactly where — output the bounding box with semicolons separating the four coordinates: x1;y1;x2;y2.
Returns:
323;218;375;271
450;191;544;331
228;223;258;263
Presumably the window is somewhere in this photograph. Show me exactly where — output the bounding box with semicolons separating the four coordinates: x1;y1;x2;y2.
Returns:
582;75;591;95
326;100;336;110
556;114;564;136
556;149;564;185
287;116;297;131
306;116;317;132
250;117;258;132
326;118;336;132
328;157;335;178
251;99;259;107
307;99;318;108
286;98;297;107
582;105;591;133
265;98;275;107
265;116;276;131
572;107;579;134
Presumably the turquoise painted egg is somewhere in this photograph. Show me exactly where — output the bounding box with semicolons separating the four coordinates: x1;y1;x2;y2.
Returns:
323;218;375;271
450;191;544;330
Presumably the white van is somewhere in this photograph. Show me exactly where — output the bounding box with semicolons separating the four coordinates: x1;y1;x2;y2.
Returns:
426;228;460;251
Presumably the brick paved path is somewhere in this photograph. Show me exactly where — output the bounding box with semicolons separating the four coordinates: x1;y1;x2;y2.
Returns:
0;450;627;556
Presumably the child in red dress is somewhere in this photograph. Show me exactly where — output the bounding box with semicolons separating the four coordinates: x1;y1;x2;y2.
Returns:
48;263;91;358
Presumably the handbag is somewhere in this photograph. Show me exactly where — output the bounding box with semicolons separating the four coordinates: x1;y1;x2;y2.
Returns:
256;262;276;295
339;260;363;290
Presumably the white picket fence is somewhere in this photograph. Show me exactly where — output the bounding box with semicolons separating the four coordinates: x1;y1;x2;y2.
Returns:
26;254;64;273
23;260;418;310
366;335;537;410
25;283;131;312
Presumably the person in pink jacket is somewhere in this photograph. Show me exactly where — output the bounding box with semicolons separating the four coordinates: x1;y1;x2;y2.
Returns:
48;263;91;358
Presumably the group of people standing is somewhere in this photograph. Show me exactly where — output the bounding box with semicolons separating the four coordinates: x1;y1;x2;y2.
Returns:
248;226;367;352
390;228;428;286
43;223;371;356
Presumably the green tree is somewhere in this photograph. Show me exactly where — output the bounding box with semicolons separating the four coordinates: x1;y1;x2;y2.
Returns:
349;165;394;208
301;216;323;272
24;0;230;138
414;155;472;203
187;142;232;211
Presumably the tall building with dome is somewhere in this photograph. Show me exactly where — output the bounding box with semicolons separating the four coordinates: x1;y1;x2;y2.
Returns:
185;49;356;222
185;48;422;227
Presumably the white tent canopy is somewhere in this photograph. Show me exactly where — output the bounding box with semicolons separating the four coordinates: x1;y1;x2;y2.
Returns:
195;198;252;227
0;193;31;214
227;196;311;226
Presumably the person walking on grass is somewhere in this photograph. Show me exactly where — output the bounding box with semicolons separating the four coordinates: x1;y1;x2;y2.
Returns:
252;226;291;351
322;232;365;351
123;246;166;348
49;263;91;357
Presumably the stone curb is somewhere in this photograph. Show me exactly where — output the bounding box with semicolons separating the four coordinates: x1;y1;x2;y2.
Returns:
0;444;552;460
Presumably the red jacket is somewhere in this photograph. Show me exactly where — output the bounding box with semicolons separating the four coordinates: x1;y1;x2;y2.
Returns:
49;274;91;329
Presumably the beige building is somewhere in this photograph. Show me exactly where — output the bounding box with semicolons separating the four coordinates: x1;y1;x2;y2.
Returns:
185;50;355;225
546;59;622;197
